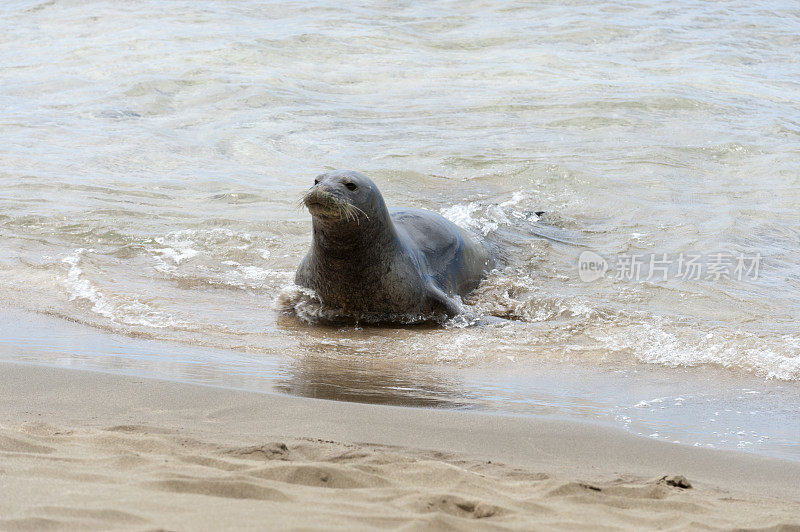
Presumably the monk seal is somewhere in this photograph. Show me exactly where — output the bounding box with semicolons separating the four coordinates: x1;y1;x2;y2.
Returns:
295;170;494;321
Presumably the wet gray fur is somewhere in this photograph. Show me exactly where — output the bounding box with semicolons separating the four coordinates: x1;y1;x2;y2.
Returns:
295;170;493;319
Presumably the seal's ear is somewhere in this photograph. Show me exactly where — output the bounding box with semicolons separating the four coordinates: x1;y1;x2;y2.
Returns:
424;281;461;317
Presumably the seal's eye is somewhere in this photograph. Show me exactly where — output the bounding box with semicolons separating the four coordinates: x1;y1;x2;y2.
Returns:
345;182;357;191
314;179;319;185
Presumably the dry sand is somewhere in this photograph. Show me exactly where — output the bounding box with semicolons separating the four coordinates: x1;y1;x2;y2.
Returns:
0;362;798;531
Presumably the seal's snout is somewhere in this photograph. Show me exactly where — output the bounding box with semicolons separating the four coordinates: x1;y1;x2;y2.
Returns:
302;186;355;222
303;186;335;212
302;183;370;225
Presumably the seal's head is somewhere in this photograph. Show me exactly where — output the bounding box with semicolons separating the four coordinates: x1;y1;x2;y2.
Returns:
302;170;384;226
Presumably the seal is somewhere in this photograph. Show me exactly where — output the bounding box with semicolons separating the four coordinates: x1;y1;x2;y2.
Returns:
295;170;494;321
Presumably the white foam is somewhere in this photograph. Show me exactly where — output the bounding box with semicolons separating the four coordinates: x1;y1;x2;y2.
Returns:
277;283;447;325
146;228;283;289
62;249;187;329
500;191;527;207
597;318;800;381
62;249;115;320
218;265;292;288
152;246;200;264
441;191;541;235
240;265;272;281
440;202;482;230
434;332;481;362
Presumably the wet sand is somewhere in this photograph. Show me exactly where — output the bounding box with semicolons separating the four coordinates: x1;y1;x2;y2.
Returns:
0;362;798;530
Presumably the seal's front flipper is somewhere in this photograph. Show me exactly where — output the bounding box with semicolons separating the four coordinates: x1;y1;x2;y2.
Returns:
424;282;461;317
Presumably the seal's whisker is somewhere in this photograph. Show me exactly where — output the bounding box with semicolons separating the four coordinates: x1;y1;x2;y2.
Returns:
338;201;353;223
350;205;370;222
343;203;355;224
299;183;369;225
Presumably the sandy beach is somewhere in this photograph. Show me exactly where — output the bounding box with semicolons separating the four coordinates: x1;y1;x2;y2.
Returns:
3;1;800;530
0;362;797;531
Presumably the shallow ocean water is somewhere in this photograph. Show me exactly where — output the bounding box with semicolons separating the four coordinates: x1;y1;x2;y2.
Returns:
1;1;799;458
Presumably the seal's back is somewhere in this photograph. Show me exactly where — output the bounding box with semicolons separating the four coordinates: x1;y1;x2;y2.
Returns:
390;208;493;297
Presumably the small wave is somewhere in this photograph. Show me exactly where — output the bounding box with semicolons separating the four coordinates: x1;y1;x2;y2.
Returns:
462;264;800;381
149;228;254;270
440;193;581;253
462;266;603;325
441;191;541;236
143;228;291;289
152;246;200;267
62;249;188;329
277;284;449;325
216;264;294;289
594;318;800;381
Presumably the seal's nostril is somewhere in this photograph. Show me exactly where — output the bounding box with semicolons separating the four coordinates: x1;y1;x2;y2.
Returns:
314;179;319;185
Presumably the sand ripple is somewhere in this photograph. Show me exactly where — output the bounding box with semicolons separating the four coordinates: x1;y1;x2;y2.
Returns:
0;422;798;530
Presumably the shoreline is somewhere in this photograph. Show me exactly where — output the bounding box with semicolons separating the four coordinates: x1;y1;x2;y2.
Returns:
2;306;799;463
1;361;799;529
